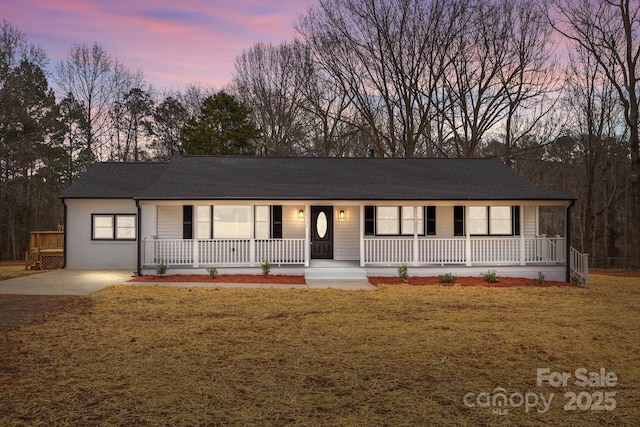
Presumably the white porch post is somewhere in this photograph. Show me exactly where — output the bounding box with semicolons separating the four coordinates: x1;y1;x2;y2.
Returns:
304;204;310;267
465;205;472;266
250;205;256;267
360;205;365;267
192;207;199;268
413;206;419;266
520;205;526;266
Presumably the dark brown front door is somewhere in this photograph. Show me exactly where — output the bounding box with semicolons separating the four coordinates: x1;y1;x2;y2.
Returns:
311;206;333;259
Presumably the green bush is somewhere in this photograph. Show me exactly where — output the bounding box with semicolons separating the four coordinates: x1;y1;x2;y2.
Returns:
537;272;545;284
207;267;218;279
481;269;498;283
156;261;168;277
398;263;409;283
261;260;271;276
438;273;458;283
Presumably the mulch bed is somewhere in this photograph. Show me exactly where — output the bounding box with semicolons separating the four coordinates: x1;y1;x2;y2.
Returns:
368;276;573;287
130;273;571;287
129;274;307;284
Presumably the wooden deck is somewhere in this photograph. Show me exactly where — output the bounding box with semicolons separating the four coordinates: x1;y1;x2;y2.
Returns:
25;230;64;270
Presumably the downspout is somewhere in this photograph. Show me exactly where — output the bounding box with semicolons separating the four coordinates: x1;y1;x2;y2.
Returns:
136;199;142;276
61;198;67;268
566;199;575;283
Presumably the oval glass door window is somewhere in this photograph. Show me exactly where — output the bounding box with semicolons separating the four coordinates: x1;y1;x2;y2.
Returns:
316;211;328;238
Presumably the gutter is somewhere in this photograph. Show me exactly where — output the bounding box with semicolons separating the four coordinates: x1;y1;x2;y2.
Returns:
136;199;142;276
566;199;575;282
61;198;67;268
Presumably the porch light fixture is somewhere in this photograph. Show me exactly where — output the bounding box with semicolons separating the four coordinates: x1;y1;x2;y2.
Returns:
298;209;304;220
339;210;346;221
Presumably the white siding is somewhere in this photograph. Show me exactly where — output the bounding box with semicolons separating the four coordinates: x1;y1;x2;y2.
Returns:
334;206;360;260
283;205;305;239
65;199;138;269
157;205;182;239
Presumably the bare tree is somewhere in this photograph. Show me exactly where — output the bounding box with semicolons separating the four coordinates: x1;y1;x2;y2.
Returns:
439;0;557;158
550;0;640;267
54;42;115;165
297;0;460;157
233;41;314;155
562;43;625;261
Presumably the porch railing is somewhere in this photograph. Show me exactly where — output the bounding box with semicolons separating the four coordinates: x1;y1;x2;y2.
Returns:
143;238;305;267
364;236;566;265
144;236;567;269
570;247;589;284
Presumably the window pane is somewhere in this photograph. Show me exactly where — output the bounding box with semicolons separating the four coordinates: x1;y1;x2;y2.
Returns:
376;207;398;235
214;206;251;238
93;215;113;239
116;215;136;239
401;206;423;235
255;206;269;222
468;206;488;235
490;206;512;235
197;206;211;239
255;206;270;239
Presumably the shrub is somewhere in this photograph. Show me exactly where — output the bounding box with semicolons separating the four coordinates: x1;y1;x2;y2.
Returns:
398;263;409;283
156;261;168;277
537;272;545;284
481;269;498;283
261;260;271;276
207;267;218;279
438;273;458;283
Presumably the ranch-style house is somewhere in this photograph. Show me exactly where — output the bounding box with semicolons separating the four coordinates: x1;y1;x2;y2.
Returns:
60;156;588;282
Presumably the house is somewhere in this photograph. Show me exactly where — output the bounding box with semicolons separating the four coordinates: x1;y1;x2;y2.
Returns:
60;156;587;282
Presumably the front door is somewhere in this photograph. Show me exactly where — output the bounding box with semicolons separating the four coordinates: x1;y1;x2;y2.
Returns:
311;206;333;259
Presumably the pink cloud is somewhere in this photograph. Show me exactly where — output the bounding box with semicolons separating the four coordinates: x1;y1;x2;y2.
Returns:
3;0;316;90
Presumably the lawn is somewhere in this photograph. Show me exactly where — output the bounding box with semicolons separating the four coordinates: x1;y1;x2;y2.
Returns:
1;274;638;426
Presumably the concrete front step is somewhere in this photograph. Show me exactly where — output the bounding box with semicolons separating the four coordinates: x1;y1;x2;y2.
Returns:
304;267;368;282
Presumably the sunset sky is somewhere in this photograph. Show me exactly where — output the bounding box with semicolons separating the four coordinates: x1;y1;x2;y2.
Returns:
4;0;317;90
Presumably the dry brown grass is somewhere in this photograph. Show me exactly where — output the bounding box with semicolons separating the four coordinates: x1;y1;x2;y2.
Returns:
0;262;43;281
1;274;638;426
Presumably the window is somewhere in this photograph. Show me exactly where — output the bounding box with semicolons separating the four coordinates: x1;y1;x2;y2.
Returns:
466;205;516;236
376;207;399;235
116;215;136;239
401;206;424;235
490;206;511;235
92;214;136;240
213;206;251;238
197;206;211;239
255;206;270;239
468;206;488;235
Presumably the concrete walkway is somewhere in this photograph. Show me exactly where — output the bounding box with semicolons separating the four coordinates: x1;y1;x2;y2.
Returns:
0;270;376;295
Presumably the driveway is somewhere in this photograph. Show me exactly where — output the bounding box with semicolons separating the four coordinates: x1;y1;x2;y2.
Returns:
0;270;376;295
0;269;134;295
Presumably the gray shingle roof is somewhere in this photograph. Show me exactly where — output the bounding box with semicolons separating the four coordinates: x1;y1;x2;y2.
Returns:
60;162;167;199
61;156;571;201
